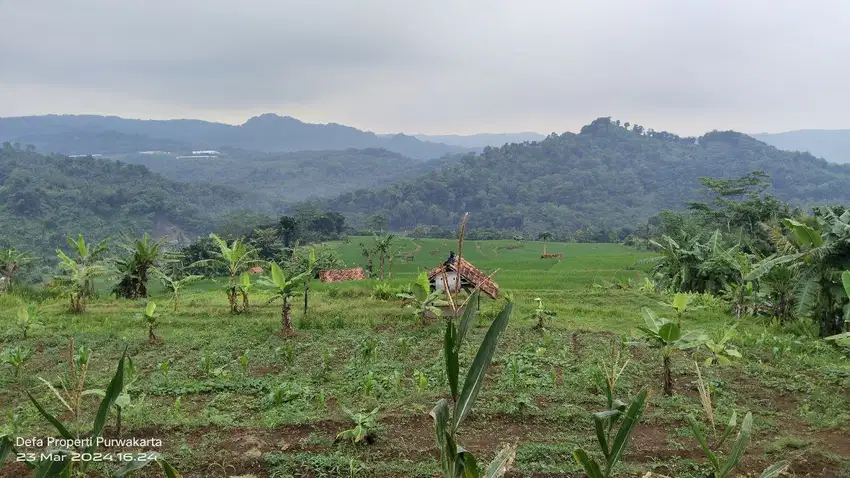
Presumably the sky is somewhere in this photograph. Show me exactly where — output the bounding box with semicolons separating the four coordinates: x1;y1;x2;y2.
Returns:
1;0;850;136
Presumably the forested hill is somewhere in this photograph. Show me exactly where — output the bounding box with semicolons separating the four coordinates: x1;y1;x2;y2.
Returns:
0;146;257;254
0;114;471;160
315;118;850;234
113;148;460;202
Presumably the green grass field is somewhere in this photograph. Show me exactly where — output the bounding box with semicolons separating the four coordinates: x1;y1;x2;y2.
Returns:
1;239;849;477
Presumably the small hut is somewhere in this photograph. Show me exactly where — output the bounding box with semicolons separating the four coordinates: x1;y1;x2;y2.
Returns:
426;252;499;318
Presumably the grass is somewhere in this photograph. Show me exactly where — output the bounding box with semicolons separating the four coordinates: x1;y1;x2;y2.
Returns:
1;239;849;477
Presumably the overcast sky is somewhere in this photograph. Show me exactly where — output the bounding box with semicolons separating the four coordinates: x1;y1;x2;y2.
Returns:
1;0;849;135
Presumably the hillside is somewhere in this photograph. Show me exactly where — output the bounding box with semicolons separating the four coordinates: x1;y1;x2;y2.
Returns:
0;114;470;160
414;132;546;148
114;148;460;202
753;129;850;164
0;146;257;255
317;118;850;234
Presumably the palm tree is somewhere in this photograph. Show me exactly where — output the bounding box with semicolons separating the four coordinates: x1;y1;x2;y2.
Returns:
193;234;261;313
0;248;32;291
55;250;107;313
63;234;109;298
538;232;552;255
112;232;166;299
259;262;308;333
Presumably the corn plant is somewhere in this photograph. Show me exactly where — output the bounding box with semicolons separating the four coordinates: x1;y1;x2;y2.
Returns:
431;295;516;477
35;338;96;423
85;356;138;438
276;344;296;368
572;388;648;478
16;305;42;339
637;307;706;395
15;348;181;476
397;271;449;325
0;346;30;379
687;363;790;478
199;353;213;376
336;408;380;445
158;360;170;383
701;323;742;366
528;297;557;330
414;370;428;392
358;337;378;363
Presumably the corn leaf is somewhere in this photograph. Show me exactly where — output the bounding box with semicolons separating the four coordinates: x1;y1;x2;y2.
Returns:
430;399;454;476
157;458;183;478
717;410;737;447
607;389;648;476
82;347;127;469
685;415;719;470
484;444;516;478
444;322;459;401
572;449;604;478
111;452;160;477
455;291;479;350
592;414;610;460
453;302;512;433
455;449;479;478
34;450;70;478
759;460;791;478
26;392;74;439
36;376;73;414
0;436;12;468
718;412;752;477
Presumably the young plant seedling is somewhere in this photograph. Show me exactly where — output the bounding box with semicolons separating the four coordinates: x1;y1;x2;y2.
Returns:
16;305;42;340
529;297;556;330
637;307;706;395
336;408;380;445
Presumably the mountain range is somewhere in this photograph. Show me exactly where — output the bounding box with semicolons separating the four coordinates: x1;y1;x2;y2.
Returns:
753;130;850;164
0;114;473;160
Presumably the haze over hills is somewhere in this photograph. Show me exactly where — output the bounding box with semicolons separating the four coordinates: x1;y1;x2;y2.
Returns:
313;118;850;235
412;132;547;148
0;114;471;160
752;130;850;164
115;148;461;202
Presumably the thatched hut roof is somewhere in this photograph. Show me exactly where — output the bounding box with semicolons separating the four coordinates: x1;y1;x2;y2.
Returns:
428;255;499;299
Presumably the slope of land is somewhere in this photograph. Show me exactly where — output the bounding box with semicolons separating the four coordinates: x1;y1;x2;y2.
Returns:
114;148;460;202
317;118;850;233
0;113;470;159
0;146;259;254
753;129;850;164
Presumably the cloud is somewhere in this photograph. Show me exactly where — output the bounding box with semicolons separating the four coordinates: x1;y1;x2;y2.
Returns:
2;0;850;135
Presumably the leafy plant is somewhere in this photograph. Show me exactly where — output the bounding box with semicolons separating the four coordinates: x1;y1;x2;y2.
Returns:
199;353;213;376
572;390;648;478
239;350;249;376
371;281;396;301
151;266;203;312
529;297;556;329
658;292;691;326
336;408;380;445
0;248;33;290
397;271;449;326
636;307;706;395
1;346;30;379
15;305;42;339
193;233;262;314
112;232;166;299
36;338;96;423
55;249;107;313
430;294;516;477
259;262;309;333
19;348;181;476
158;360;170;383
701;323;742;366
140;301;161;343
238;272;253;313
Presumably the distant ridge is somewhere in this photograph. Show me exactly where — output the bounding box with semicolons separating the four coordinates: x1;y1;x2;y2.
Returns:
0;113;471;159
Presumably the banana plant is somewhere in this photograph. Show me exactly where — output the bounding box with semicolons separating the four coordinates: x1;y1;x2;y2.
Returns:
259;262;309;333
150;266;203;312
572;389;648;478
657;292;691;326
701;323;742;366
529;297;556;329
0;346;30;379
16;305;42;340
238;272;253;313
15;348;182;477
431;293;516;477
140;301;160;343
397;271;449;326
637;307;706;395
686;411;790;478
336;408;380;445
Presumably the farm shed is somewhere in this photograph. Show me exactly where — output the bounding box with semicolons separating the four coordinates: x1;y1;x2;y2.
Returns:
426;252;499;317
